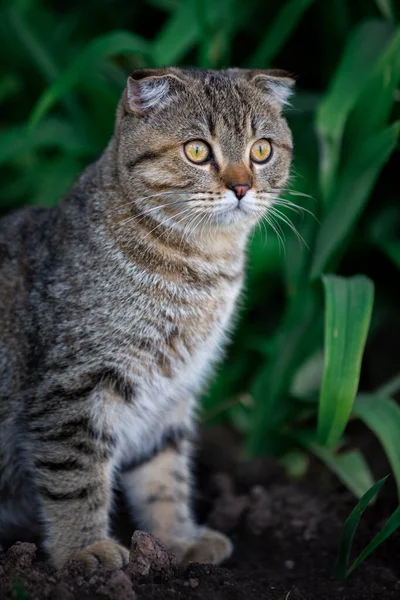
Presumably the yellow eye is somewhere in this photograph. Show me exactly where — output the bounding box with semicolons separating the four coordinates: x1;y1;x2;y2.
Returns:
184;140;211;164
250;139;273;164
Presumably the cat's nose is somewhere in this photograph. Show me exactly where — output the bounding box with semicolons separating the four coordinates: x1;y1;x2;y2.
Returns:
230;184;250;200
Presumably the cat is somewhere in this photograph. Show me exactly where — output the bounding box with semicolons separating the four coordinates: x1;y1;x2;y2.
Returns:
0;67;294;570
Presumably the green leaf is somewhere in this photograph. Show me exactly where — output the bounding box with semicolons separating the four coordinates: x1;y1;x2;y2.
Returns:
153;0;227;65
347;504;400;576
375;0;396;22
318;275;374;447
297;430;375;499
376;373;400;397
316;20;396;200
310;122;400;279
336;475;389;579
247;0;316;67
7;5;59;82
0;119;96;166
290;349;324;401
353;394;400;500
29;31;153;130
346;28;400;138
248;288;322;455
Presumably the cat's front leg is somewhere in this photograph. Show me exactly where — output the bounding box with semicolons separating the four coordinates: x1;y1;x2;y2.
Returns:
120;414;233;565
29;406;128;570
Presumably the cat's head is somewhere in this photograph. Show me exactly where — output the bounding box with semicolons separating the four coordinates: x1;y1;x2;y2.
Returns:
115;67;294;240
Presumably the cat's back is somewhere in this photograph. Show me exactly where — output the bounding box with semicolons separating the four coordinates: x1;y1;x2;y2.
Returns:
0;205;51;308
0;206;51;401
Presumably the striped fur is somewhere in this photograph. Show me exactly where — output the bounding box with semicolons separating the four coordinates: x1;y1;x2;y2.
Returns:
0;68;293;569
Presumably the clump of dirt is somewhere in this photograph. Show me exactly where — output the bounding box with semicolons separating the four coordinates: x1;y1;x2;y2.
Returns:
1;452;400;599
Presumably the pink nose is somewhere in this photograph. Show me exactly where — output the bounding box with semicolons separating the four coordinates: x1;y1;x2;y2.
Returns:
230;184;250;200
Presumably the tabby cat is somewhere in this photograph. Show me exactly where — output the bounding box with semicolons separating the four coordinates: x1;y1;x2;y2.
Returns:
0;68;294;570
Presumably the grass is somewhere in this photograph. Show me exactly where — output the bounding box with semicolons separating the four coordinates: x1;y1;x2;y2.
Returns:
0;0;399;502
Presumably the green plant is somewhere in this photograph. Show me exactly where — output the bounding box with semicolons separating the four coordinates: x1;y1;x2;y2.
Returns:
1;0;399;498
336;475;400;578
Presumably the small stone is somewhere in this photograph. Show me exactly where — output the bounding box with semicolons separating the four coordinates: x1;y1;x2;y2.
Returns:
189;578;199;588
88;575;102;587
210;473;234;497
98;570;136;599
284;560;295;570
208;494;249;533
247;485;274;535
126;531;176;578
51;583;75;600
5;542;37;569
394;581;400;590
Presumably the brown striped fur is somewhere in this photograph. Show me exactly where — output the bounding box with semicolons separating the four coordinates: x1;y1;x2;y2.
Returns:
0;68;294;568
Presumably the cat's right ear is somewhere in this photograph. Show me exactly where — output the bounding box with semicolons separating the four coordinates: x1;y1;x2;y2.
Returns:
125;69;184;115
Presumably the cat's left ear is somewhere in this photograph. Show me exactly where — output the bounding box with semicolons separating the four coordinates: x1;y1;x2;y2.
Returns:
249;69;295;108
125;69;185;115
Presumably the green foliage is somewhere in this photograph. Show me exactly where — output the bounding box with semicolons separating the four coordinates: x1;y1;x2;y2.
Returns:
336;476;400;579
1;0;399;498
318;275;374;447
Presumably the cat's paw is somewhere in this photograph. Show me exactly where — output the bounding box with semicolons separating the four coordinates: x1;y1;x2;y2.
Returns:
181;528;233;565
71;539;129;572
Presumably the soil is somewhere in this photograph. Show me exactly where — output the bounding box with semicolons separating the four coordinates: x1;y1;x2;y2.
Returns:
1;427;400;600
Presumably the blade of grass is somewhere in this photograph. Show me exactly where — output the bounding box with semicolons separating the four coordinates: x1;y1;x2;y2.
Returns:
336;475;389;579
248;288;322;455
247;0;316;67
316;19;396;200
353;394;400;500
153;0;227;65
318;275;374;447
310;122;400;279
314;446;375;499
346;28;400;138
7;5;59;82
347;505;400;576
376;373;400;397
29;31;154;130
296;431;375;498
375;0;396;22
0;120;96;166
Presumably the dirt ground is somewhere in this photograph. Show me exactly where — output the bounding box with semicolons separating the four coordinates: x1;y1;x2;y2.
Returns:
1;427;399;600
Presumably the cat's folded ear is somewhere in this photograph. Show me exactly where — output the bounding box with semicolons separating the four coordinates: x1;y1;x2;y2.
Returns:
247;69;295;108
125;69;186;115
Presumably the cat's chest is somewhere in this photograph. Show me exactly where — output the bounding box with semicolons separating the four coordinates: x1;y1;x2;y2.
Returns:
114;275;241;393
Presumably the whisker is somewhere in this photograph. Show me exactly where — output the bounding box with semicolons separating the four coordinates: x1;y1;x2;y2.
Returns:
115;199;189;226
269;207;310;251
272;198;318;221
256;187;316;202
115;190;183;211
261;211;286;256
142;206;195;242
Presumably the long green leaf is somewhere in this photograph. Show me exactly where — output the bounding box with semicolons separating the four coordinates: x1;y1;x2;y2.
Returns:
318;275;374;447
346;28;400;138
0;119;96;166
353;394;400;499
295;430;375;498
248;288;321;455
7;5;59;82
312;446;375;499
29;31;153;130
310;122;400;279
153;0;227;65
336;475;389;579
316;20;396;200
376;373;400;397
247;0;316;67
375;0;396;21
347;505;400;576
